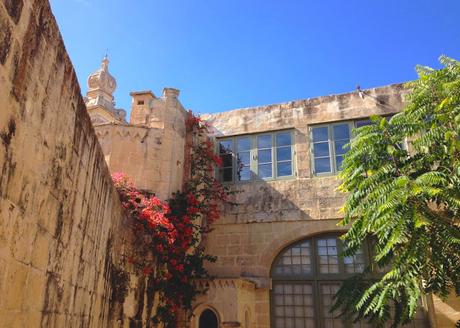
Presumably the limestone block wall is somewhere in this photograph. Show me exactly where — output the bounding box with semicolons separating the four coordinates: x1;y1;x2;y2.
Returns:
202;84;407;278
201;85;409;328
95;124;164;194
96;88;187;199
0;1;148;327
201;85;460;327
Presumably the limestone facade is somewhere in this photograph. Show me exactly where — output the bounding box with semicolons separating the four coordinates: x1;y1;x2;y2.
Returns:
0;1;174;327
0;0;459;327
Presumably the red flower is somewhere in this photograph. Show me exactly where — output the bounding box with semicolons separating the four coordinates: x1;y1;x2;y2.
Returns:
143;267;153;276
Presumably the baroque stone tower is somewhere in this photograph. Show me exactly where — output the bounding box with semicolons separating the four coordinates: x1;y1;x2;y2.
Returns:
84;56;127;124
84;58;188;199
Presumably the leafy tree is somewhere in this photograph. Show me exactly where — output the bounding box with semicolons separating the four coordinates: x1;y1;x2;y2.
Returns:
334;56;460;327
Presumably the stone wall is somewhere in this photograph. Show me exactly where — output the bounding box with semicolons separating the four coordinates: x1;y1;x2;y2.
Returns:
0;1;146;326
200;85;421;328
95;89;187;199
203;84;407;278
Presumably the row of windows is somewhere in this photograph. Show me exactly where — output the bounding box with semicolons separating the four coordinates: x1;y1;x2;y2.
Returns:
218;131;294;182
217;119;375;182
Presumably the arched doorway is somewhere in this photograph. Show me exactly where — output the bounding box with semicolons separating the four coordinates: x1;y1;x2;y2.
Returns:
199;308;218;328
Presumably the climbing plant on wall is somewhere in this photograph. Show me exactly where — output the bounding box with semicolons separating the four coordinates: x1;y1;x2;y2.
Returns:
112;111;231;327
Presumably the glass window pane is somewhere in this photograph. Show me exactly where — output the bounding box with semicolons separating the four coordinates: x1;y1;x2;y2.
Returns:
272;242;312;277
277;147;292;161
321;283;345;328
312;127;328;142
277;162;292;177
333;124;350;140
237;152;250;165
258;163;272;178
237;137;251;151
336;155;344;171
317;238;340;274
314;158;331;173
276;132;292;146
334;139;349;155
257;134;272;148
273;283;315;328
236;166;251;181
219;139;233;153
222;154;233;167
221;168;232;182
258;149;272;163
313;142;330;157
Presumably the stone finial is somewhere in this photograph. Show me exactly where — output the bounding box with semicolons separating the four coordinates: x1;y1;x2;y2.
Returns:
87;55;117;96
85;56;126;124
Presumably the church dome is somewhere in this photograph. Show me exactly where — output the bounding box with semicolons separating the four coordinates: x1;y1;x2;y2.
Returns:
87;55;117;95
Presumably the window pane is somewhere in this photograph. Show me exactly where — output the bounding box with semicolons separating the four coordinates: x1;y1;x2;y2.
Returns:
335;155;344;171
344;247;365;274
333;124;350;140
273;283;315;328
277;162;292;177
312;127;328;142
237;166;251;181
272;242;312;276
334;139;349;155
314;158;331;173
276;132;292;146
222;154;233;167
258;149;272;163
237;152;250;165
237;137;251;151
317;238;339;274
321;284;345;328
219;139;233;153
258;163;272;178
313;142;330;157
221;168;232;182
258;135;272;148
219;139;233;182
277;147;292;161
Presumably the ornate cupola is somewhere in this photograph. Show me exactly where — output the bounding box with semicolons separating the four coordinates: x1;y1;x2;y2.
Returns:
84;56;126;125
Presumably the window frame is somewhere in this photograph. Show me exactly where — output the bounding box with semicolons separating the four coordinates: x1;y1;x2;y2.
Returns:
270;234;428;328
270;234;371;328
217;130;296;183
310;121;354;176
310;116;407;176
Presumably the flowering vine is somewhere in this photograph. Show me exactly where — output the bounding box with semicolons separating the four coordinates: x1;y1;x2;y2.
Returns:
112;111;231;327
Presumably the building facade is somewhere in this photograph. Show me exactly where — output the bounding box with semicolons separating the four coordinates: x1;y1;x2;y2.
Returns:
83;58;459;327
1;2;457;326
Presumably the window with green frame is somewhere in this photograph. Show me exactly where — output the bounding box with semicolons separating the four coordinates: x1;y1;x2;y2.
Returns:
310;118;390;175
217;130;295;183
270;234;428;328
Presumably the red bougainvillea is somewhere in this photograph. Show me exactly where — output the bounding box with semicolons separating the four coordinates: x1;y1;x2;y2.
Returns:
112;111;232;327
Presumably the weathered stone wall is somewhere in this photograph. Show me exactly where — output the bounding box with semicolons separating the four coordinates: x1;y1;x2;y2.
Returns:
0;1;146;326
199;84;460;327
95;89;187;199
200;85;429;327
203;84;406;276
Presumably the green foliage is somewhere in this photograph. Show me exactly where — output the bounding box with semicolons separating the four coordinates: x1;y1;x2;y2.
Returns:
335;56;460;326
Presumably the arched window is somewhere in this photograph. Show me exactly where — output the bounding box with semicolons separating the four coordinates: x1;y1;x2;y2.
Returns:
199;308;218;328
270;234;427;328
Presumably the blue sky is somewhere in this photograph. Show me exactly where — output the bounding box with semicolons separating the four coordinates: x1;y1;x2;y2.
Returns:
50;0;460;115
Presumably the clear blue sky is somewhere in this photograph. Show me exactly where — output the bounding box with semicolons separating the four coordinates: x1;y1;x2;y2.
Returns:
50;0;460;115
